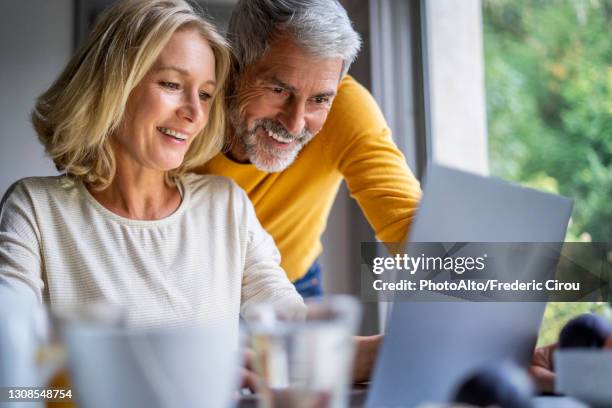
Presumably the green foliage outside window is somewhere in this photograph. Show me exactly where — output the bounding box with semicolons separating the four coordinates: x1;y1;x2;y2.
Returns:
482;0;612;346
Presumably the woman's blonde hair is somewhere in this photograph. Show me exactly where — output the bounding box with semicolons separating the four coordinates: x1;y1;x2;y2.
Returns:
32;0;230;189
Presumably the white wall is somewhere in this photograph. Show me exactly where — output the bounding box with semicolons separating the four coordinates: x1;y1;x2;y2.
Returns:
425;0;489;175
0;1;73;195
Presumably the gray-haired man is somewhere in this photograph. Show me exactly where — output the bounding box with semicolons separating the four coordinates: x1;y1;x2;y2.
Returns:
198;0;554;387
197;0;420;382
200;1;420;296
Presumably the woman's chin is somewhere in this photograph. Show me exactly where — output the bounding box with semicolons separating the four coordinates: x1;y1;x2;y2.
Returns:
155;153;188;172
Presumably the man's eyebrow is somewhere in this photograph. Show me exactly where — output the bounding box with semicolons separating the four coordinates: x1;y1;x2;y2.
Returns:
155;65;216;86
269;76;336;98
313;90;337;98
269;76;297;93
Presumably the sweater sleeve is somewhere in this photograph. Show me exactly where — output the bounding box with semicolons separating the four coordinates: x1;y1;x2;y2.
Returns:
324;77;422;244
235;186;305;317
0;181;45;304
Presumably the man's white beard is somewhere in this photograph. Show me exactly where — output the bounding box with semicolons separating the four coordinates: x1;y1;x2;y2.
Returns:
235;118;314;173
243;130;299;172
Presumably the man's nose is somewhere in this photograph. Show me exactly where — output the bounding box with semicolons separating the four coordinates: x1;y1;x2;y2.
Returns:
279;100;306;136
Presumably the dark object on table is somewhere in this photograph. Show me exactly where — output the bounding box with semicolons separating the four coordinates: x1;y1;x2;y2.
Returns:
558;313;612;349
453;362;534;408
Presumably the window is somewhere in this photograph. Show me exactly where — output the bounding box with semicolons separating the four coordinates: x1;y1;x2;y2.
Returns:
482;0;612;344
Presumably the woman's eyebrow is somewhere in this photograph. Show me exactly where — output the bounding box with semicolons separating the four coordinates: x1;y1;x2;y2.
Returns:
155;65;216;86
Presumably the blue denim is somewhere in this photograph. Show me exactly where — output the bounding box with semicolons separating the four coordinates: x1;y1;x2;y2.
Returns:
293;260;323;298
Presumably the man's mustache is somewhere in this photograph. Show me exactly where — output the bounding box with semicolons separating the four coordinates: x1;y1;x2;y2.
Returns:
250;119;311;142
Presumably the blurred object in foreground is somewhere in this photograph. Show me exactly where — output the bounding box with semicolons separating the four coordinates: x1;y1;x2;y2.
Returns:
555;349;612;407
452;362;534;408
63;322;240;408
246;295;361;408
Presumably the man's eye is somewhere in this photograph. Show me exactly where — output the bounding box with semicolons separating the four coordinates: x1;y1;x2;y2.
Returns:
313;96;330;104
160;81;180;90
271;87;285;94
199;91;212;101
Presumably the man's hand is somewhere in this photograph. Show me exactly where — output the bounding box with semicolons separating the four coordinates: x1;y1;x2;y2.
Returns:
353;334;383;383
529;343;556;393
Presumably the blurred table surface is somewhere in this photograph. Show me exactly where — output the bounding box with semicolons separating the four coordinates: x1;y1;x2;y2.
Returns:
238;385;589;407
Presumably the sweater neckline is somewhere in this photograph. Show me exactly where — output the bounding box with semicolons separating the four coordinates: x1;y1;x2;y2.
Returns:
77;177;189;227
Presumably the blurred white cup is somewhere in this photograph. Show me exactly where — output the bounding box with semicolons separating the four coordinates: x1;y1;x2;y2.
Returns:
64;322;240;408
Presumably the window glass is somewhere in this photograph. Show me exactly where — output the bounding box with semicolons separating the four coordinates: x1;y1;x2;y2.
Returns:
482;0;611;345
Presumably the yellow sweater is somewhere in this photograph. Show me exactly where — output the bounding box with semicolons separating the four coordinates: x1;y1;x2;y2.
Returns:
198;76;422;282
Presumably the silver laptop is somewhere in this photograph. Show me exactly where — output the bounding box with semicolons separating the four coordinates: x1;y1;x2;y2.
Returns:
366;164;573;408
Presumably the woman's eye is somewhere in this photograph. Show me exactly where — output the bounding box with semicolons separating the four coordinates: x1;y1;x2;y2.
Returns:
160;81;180;90
199;91;212;101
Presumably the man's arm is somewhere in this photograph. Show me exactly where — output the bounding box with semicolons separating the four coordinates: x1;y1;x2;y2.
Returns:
325;76;422;247
353;335;383;383
529;343;556;393
323;78;420;383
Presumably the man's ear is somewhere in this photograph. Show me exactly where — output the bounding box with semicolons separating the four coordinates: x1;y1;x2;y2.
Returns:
338;61;347;82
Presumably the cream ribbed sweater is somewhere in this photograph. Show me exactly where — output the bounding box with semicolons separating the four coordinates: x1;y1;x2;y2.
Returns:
0;174;303;331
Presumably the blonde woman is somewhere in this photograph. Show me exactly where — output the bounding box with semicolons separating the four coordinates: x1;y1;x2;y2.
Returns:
0;0;303;333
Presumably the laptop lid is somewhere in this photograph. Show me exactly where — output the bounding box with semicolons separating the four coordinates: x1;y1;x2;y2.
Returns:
366;164;573;407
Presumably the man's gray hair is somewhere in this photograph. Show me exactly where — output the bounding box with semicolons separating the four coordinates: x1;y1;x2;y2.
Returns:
227;0;362;78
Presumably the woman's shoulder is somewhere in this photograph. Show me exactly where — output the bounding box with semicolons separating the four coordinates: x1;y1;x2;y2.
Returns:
182;173;246;197
0;175;79;223
2;175;73;203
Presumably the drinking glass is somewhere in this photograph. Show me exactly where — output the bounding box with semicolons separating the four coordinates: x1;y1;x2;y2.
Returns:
246;295;361;408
